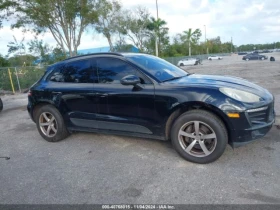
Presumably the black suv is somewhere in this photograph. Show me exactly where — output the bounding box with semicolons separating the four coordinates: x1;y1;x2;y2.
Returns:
28;53;275;163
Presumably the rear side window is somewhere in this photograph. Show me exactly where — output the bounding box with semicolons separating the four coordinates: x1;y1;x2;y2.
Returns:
49;59;94;83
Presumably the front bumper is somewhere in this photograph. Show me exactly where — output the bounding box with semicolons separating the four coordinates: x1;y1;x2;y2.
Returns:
232;120;274;147
228;102;275;147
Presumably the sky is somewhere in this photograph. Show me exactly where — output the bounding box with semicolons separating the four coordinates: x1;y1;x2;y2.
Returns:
0;0;279;55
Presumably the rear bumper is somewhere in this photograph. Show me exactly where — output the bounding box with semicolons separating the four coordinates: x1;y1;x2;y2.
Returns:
27;101;35;122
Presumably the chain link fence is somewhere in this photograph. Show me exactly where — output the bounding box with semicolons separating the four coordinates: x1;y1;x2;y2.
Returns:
0;66;47;94
163;53;232;65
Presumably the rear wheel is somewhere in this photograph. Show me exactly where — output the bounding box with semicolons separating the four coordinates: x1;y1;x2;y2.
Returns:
246;58;249;61
171;110;228;164
261;57;264;60
0;98;3;112
35;105;69;142
179;63;184;66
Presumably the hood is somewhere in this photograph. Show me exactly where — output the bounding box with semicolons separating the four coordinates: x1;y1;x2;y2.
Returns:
164;74;272;99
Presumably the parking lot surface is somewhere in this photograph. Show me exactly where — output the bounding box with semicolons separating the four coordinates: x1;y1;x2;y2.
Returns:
0;53;280;204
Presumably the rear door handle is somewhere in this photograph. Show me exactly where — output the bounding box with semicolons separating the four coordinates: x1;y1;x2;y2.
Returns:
52;91;62;94
96;93;108;97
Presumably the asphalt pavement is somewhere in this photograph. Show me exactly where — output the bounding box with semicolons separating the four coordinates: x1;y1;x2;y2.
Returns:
0;54;280;204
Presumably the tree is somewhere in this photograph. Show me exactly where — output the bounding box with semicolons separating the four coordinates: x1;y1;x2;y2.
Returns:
181;28;202;56
0;55;9;67
121;6;151;52
94;0;122;51
7;35;26;56
113;10;128;50
206;36;221;54
1;0;98;57
7;54;36;66
28;38;67;64
51;47;67;63
146;17;169;56
28;38;52;63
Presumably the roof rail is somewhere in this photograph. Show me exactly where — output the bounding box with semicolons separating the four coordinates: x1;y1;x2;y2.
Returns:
64;52;123;61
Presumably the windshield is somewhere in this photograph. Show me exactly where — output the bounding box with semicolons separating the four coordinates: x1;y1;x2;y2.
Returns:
125;54;188;82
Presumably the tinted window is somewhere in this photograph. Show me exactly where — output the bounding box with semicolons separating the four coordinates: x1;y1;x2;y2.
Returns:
49;59;94;83
125;54;188;82
96;58;136;84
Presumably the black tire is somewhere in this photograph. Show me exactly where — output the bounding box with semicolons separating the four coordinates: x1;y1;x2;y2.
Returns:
171;110;228;164
179;63;184;66
0;98;3;112
209;58;212;61
35;104;69;142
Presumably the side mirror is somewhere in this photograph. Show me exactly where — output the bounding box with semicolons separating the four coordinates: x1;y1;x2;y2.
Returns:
120;75;140;86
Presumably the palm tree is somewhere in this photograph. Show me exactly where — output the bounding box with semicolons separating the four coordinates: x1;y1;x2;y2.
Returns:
147;17;168;56
182;28;202;56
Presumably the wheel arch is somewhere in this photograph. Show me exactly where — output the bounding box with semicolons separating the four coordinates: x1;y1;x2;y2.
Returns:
32;101;56;121
164;101;233;145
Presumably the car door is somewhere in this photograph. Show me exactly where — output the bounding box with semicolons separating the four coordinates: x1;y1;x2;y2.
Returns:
252;54;258;60
93;57;156;135
46;58;98;128
182;59;188;65
258;55;264;60
185;59;194;66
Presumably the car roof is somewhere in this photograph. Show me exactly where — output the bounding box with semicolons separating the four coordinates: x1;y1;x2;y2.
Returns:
64;52;124;61
46;52;150;70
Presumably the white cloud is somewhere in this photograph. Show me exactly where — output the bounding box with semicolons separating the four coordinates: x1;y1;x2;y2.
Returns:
0;0;279;55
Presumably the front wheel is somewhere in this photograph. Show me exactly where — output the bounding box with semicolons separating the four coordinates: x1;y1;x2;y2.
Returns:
35;105;69;142
246;58;249;61
261;57;264;60
179;63;184;67
171;110;228;164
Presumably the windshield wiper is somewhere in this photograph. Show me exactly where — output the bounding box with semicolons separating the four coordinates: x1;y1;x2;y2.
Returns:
162;75;188;82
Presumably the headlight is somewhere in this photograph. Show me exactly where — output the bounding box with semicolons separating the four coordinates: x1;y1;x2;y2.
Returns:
219;87;261;103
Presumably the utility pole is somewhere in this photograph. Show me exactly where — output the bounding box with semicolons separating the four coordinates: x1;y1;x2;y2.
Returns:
231;37;233;53
156;0;159;20
204;25;208;54
155;0;159;57
204;25;206;43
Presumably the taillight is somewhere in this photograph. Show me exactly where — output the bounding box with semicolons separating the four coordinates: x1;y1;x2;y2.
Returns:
28;90;32;96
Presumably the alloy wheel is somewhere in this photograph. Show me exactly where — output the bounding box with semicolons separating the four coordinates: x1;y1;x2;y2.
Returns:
178;121;217;157
39;112;58;137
